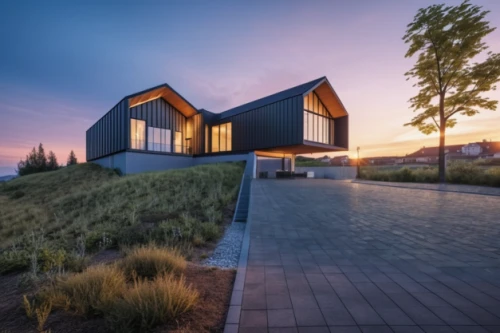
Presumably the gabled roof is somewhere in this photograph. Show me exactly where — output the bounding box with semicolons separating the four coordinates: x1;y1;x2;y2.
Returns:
406;145;463;157
123;83;199;117
219;77;326;120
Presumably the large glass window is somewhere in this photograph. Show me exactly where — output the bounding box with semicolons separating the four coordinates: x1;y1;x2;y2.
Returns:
211;122;232;153
148;127;171;152
303;92;333;145
130;118;146;150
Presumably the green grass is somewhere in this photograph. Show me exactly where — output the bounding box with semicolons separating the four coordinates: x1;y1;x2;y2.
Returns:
360;161;500;187
0;162;244;273
295;160;330;167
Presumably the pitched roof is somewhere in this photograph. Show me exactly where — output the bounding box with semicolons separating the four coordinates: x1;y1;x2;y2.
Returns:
218;77;326;120
406;145;463;157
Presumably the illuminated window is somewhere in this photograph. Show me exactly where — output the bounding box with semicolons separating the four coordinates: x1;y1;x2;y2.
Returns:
227;123;232;151
211;122;232;153
175;131;182;153
148;127;171;152
303;92;333;145
205;124;209;153
212;126;219;153
130;118;146;150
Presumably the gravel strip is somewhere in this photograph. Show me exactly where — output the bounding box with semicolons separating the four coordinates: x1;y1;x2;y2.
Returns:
204;222;246;268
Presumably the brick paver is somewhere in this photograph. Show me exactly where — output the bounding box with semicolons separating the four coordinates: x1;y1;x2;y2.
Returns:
235;179;500;333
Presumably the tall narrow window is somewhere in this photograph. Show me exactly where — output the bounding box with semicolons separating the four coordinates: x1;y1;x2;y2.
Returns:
212;126;219;153
175;131;182;153
205;124;209;153
227;123;232;151
130;118;146;150
220;123;227;152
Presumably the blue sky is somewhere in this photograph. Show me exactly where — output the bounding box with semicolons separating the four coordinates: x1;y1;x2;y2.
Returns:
1;0;499;175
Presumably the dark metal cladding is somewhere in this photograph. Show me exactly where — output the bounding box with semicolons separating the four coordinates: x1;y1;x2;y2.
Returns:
86;99;129;161
334;115;349;149
87;76;349;161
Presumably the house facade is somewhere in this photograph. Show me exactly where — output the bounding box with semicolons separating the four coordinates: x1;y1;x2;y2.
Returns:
86;77;349;176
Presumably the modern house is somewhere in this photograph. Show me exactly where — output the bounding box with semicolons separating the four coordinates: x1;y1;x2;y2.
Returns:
86;76;349;176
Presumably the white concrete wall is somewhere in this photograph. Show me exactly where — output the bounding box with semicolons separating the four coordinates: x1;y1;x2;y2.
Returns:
295;166;357;179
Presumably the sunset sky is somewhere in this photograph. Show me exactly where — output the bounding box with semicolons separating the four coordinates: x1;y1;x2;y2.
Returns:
1;0;500;176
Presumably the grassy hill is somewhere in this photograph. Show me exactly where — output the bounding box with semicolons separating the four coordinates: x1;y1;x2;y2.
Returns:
0;162;244;273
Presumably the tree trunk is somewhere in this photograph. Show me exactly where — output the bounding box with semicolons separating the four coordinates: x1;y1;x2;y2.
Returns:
438;94;446;183
438;125;446;183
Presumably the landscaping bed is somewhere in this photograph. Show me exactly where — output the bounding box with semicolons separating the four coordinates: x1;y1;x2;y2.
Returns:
0;162;244;332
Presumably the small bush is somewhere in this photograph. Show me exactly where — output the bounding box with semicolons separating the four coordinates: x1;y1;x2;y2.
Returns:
0;251;29;274
49;265;126;315
107;275;198;332
119;246;186;279
199;222;221;242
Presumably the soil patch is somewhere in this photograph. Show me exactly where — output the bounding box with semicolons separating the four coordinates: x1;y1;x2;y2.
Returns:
0;264;235;333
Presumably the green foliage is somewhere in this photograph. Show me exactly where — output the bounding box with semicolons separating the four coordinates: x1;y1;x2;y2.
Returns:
106;275;198;333
0;251;29;274
360;163;500;187
119;246;186;279
17;143;61;176
295;160;330;167
199;222;221;242
404;1;500;133
67;150;78;166
404;1;500;181
0;162;243;274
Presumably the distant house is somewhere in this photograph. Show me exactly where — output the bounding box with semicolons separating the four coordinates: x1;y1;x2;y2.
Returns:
461;143;482;156
494;152;500;158
316;155;331;163
402;145;463;164
367;156;398;165
331;155;349;166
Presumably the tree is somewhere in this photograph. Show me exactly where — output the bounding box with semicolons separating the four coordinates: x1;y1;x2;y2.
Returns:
16;143;58;176
403;0;500;182
47;151;60;171
67;150;78;166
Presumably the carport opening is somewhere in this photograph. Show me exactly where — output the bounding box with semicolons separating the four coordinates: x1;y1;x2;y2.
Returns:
256;156;292;178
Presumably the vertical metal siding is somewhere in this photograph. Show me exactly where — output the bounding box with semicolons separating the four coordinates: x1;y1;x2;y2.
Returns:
228;95;303;152
86;99;128;161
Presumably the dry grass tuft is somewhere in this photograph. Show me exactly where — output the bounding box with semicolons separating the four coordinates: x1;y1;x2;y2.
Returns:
107;274;199;332
120;246;186;279
47;265;126;316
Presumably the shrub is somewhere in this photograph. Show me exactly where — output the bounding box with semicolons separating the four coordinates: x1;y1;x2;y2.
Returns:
0;250;29;274
446;161;484;185
49;265;126;315
119;246;186;279
107;275;198;332
199;222;220;242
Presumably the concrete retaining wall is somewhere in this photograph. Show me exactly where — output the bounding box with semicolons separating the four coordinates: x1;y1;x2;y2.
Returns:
295;166;357;179
125;152;193;174
91;151;257;176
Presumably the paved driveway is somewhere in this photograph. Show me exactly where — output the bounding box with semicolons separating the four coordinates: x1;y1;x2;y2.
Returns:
237;179;500;333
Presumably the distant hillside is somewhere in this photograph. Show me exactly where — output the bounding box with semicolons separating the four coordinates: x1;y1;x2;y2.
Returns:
0;175;16;182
